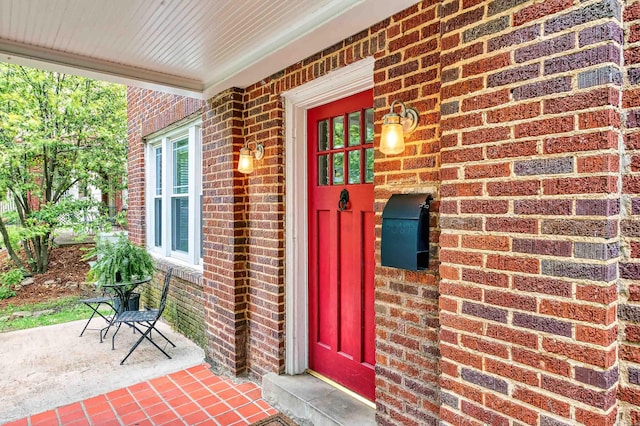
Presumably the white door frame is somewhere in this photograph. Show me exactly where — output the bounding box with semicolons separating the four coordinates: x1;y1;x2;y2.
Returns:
282;57;374;374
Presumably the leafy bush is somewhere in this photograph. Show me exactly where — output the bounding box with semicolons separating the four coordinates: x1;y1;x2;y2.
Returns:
85;234;154;290
0;268;23;300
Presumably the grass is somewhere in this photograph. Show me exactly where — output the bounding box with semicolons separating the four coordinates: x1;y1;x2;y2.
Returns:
0;296;110;333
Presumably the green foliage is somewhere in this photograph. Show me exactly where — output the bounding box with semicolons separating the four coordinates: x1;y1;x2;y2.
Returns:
0;63;127;274
0;296;110;333
86;234;155;291
0;268;23;300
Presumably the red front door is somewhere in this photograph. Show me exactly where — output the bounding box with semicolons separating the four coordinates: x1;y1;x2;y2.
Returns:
308;90;375;401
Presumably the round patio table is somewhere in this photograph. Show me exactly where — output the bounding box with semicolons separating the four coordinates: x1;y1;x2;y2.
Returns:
101;277;152;313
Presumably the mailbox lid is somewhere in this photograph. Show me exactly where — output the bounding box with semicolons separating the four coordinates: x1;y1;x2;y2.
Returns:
382;194;431;219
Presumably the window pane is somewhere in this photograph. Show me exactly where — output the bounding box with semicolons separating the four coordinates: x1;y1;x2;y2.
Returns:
171;197;189;253
333;152;344;185
318;155;329;186
333;116;344;149
173;138;189;195
365;108;374;143
154;198;162;247
318;120;329;151
348;112;360;147
155;147;162;196
348;150;361;184
365;148;374;183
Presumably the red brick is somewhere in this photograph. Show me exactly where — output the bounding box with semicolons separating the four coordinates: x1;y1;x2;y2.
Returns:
575;407;617;426
512;347;571;377
441;282;482;301
460;200;509;214
576;324;618;347
464;163;511;179
461;89;510;112
461;400;509;426
540;300;615;325
543;176;617;195
512;387;571;417
440;344;483;370
462;53;511;77
486;254;540;273
485;290;537;312
544;131;618;154
577;154;619;173
486;324;538;349
576;284;617;304
543;338;617;368
578;109;620;130
485;393;539;425
462;269;509;288
486;358;539;387
461;235;509;251
544;88;618;114
515;116;574;138
462;127;511;145
461;335;509;359
487;102;540;123
441;78;484;99
514;0;574;26
441;146;484;164
441;312;484;335
485;217;538;234
486;180;540;196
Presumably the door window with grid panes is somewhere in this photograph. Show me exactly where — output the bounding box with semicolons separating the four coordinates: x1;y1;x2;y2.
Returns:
316;108;374;187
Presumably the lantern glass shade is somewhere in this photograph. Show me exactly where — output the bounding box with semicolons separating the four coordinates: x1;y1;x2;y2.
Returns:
238;147;254;174
380;121;405;155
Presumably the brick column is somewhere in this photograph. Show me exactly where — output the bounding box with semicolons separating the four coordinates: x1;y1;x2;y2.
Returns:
620;1;640;423
201;88;249;375
438;0;622;424
373;3;442;424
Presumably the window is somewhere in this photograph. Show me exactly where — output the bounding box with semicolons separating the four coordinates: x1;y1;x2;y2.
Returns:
146;120;202;266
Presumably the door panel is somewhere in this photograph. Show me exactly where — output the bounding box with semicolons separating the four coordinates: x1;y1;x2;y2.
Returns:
308;89;375;401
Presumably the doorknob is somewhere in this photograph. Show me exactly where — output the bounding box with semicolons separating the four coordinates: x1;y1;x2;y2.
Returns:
338;189;350;211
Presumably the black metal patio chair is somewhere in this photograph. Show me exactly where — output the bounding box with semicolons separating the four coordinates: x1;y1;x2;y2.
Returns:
78;287;117;342
111;268;176;364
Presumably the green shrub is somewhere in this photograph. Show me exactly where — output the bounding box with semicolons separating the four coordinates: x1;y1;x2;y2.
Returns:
0;268;22;300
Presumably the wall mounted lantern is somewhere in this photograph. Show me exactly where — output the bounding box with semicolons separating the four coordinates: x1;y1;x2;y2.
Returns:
380;100;419;155
237;141;264;174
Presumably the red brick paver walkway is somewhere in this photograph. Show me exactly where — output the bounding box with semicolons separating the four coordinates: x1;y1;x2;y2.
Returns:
4;364;277;426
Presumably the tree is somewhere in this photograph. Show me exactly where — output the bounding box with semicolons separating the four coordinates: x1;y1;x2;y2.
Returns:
0;64;127;274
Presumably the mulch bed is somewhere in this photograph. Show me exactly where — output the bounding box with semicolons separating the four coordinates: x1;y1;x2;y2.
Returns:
0;244;94;308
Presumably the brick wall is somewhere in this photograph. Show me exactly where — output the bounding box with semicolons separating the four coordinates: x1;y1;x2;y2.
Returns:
621;1;640;424
125;0;640;424
438;0;622;424
126;88;204;246
200;88;249;375
141;262;206;348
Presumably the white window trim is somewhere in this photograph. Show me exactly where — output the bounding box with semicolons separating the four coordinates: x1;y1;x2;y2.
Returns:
282;57;374;375
145;118;202;268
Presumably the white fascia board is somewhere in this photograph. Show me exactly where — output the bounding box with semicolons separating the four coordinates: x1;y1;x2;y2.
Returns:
202;0;418;98
0;39;206;99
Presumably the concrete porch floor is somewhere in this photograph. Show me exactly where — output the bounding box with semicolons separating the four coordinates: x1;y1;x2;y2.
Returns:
0;319;277;425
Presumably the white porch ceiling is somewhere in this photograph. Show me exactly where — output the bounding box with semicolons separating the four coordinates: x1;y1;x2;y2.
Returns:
0;0;417;99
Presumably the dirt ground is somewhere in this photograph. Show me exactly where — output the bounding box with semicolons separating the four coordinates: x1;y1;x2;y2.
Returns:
0;244;94;308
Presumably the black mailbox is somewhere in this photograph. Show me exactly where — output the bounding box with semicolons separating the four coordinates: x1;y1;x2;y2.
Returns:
381;193;433;271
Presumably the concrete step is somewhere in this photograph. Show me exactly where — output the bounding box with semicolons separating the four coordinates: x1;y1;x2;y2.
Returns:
262;372;376;426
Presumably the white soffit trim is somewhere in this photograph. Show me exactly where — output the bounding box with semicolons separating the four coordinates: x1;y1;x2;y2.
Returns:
203;1;413;98
282;56;374;375
0;39;205;99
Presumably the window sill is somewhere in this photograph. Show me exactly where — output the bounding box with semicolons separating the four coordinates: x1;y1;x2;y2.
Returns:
152;255;203;286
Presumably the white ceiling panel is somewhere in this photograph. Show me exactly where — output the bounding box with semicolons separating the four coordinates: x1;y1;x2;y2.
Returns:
0;0;418;98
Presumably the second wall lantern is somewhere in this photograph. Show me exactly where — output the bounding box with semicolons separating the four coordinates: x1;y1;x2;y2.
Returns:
380;100;420;155
238;141;264;174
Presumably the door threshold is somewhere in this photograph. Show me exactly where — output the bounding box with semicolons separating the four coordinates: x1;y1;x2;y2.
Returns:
262;372;376;426
306;370;375;409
